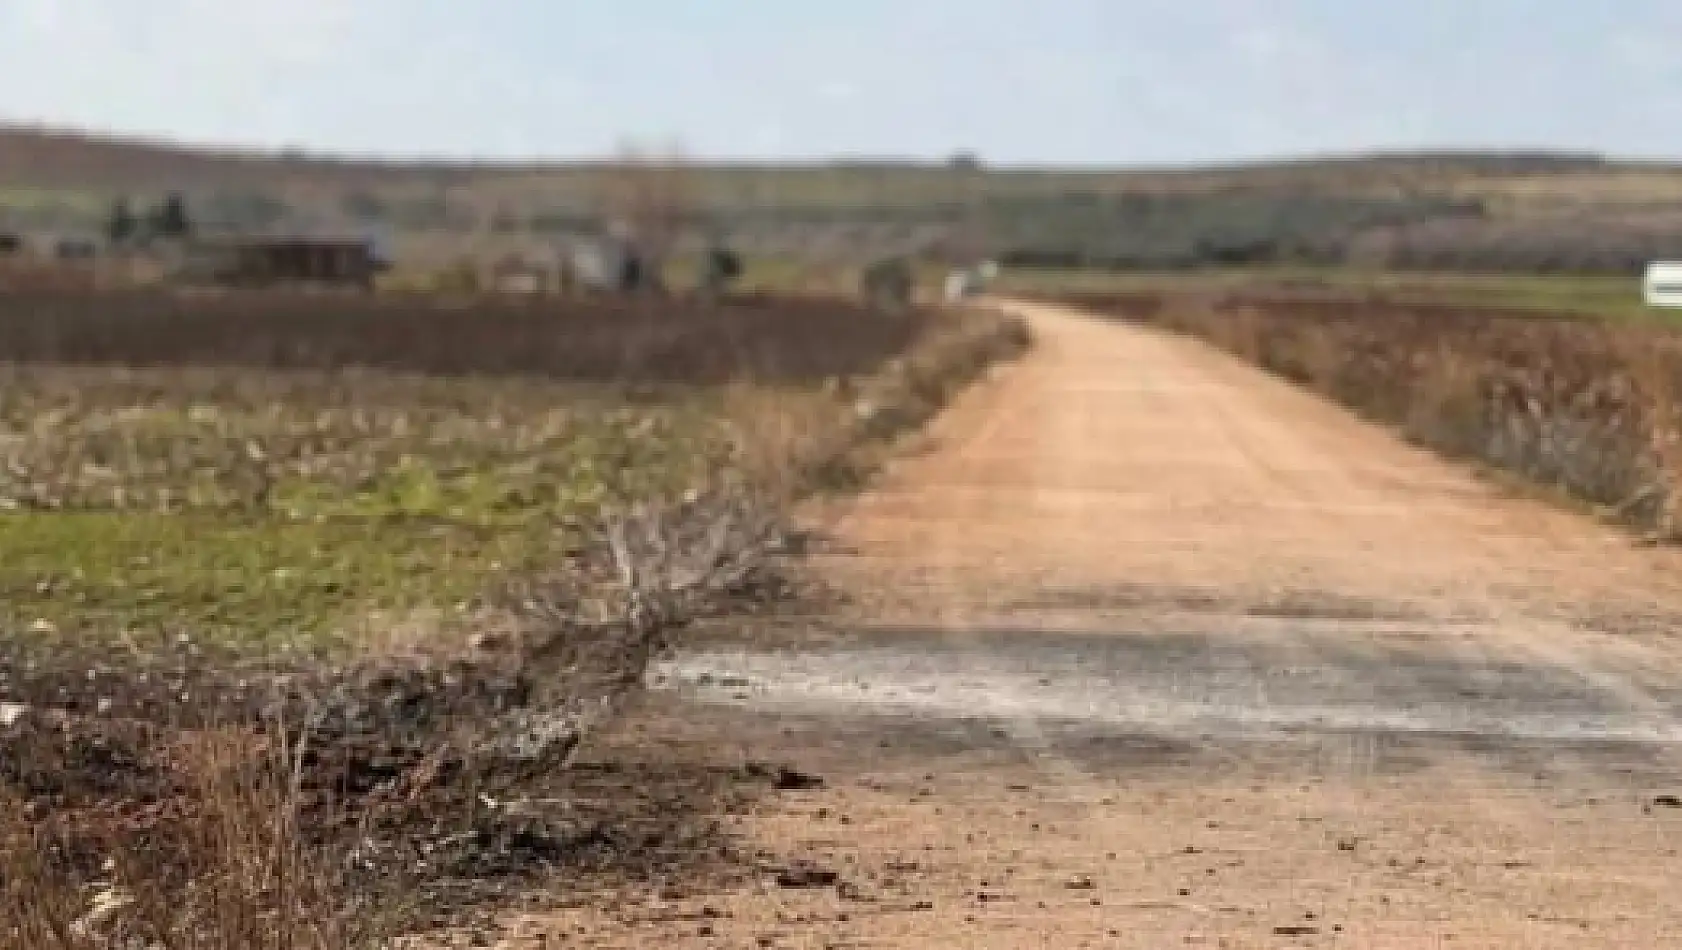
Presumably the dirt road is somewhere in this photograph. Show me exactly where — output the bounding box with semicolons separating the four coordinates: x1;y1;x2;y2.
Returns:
503;301;1682;947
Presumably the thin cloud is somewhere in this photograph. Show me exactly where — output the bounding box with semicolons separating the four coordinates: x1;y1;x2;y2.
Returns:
0;1;1678;163
818;81;860;102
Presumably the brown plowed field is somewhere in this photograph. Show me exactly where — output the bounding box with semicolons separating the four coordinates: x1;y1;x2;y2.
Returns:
0;289;931;383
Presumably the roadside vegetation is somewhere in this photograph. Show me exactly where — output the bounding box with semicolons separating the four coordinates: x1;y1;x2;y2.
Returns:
0;287;1028;948
1059;288;1682;542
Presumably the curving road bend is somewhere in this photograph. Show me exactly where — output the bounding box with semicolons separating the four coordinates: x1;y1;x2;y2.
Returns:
534;301;1682;947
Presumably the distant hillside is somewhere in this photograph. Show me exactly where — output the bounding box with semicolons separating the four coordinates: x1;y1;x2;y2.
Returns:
5;126;1682;273
0;126;494;190
0;125;1657;195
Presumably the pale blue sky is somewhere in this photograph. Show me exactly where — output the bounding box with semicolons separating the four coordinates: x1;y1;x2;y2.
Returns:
2;1;1678;165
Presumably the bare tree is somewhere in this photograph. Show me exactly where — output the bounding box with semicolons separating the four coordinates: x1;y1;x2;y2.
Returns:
599;139;699;293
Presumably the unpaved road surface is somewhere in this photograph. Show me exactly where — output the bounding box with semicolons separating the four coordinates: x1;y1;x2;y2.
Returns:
494;301;1682;948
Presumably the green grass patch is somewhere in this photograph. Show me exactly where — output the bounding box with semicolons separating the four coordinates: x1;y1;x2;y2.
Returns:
998;265;1662;321
0;510;557;648
0;368;765;652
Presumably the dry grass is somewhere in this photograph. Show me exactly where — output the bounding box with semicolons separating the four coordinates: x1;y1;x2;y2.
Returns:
1007;268;1652;321
1399;344;1486;455
0;721;393;950
1610;326;1682;535
1069;289;1682;540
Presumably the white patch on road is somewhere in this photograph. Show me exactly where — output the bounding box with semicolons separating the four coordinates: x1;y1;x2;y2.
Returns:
650;648;1682;747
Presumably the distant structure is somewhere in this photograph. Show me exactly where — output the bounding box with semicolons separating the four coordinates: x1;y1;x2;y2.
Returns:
943;259;999;303
943;268;973;302
566;231;664;295
176;233;390;289
565;236;622;292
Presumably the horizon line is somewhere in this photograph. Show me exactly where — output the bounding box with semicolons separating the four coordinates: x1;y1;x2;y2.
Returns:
6;121;1678;175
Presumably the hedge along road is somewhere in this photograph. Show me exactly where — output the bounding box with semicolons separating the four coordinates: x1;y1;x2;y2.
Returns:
513;300;1682;948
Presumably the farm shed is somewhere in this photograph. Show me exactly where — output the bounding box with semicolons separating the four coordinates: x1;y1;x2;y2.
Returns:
180;234;390;288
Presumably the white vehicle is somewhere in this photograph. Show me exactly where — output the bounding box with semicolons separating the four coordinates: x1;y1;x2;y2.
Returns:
943;262;998;303
944;268;975;302
1643;261;1682;308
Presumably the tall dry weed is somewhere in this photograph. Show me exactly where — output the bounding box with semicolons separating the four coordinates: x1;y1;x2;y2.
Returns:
1402;344;1487;456
0;805;88;950
1611;326;1682;537
1288;325;1347;394
1198;304;1265;363
717;379;847;497
0;721;396;950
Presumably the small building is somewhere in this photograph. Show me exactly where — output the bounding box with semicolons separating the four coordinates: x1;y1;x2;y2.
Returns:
565;234;663;294
178;233;390;289
942;259;1000;303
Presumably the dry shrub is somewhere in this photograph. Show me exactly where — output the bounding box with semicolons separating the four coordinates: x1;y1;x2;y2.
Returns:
1609;327;1682;534
1221;306;1265;364
820;307;1030;487
1402;344;1486;455
1183;303;1263;363
717;381;843;498
1280;323;1347;394
707;305;1028;501
600;142;695;271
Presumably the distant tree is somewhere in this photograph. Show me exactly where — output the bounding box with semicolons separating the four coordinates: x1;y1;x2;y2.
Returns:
105;197;139;245
947;150;982;171
151;191;193;239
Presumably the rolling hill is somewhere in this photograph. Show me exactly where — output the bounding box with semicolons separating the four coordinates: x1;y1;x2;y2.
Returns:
5;125;1682;274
